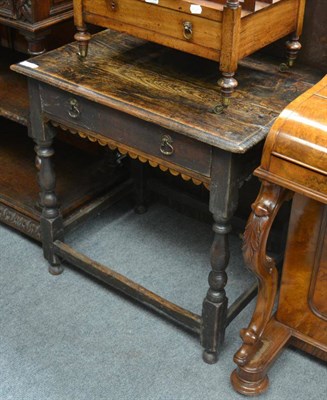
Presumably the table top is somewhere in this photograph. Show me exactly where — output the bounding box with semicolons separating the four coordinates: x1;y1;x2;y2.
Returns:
12;29;322;153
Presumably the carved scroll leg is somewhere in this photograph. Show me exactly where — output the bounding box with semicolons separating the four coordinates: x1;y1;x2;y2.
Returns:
74;26;91;58
131;159;148;214
231;182;291;395
35;138;64;275
201;218;230;364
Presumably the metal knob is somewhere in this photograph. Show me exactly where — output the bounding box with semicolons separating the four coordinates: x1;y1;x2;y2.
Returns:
160;135;174;156
183;21;193;40
68;98;80;118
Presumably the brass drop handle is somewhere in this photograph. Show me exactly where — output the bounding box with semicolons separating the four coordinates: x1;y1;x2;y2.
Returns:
160;135;174;156
68;98;80;118
183;21;193;40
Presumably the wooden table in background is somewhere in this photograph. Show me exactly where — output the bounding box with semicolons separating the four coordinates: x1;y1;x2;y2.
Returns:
12;29;322;362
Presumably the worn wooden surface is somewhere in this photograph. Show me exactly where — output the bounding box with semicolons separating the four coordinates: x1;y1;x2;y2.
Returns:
232;76;327;396
12;29;322;153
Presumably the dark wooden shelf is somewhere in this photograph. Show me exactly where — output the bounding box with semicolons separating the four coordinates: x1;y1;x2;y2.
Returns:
0;119;129;241
0;48;29;125
1;47;130;240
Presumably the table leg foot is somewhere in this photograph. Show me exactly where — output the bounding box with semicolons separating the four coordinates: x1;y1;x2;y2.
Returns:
49;264;64;275
203;350;218;364
201;218;230;363
217;72;238;109
286;35;302;68
134;204;148;214
231;369;269;396
74;26;91;58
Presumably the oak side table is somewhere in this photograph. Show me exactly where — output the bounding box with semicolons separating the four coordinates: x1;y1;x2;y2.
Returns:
12;29;322;362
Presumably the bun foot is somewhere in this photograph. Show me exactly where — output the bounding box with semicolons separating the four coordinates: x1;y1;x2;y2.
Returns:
74;28;91;58
49;264;64;275
202;350;218;364
231;369;269;396
218;72;238;109
134;204;148;214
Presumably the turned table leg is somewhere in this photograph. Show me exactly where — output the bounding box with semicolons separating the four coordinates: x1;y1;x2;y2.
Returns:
231;181;291;395
201;216;231;363
34;134;64;275
201;149;239;363
28;80;64;274
217;0;241;110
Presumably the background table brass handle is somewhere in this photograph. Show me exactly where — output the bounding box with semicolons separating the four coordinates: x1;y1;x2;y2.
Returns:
160;135;174;156
183;21;193;40
68;98;80;118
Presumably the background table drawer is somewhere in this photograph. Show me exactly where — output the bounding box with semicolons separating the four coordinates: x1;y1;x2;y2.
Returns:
40;85;212;178
82;0;221;58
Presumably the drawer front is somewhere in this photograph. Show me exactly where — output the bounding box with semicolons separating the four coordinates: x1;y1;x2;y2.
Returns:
40;86;211;178
82;0;221;54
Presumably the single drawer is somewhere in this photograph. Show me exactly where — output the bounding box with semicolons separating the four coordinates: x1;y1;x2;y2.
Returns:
40;85;212;178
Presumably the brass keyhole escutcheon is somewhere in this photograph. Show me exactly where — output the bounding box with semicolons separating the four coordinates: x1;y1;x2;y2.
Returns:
160;135;174;156
183;21;193;40
68;98;80;118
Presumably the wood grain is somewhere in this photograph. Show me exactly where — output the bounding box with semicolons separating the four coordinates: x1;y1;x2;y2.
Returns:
11;29;322;153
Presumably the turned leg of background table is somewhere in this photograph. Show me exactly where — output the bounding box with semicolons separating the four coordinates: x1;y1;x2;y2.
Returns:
34;133;64;275
131;159;148;214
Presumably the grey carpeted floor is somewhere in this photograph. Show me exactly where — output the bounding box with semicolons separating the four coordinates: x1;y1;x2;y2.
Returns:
1;199;326;400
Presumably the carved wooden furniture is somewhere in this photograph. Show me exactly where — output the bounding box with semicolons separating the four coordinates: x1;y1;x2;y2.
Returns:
12;29;321;362
74;0;306;108
231;75;327;395
0;0;73;55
